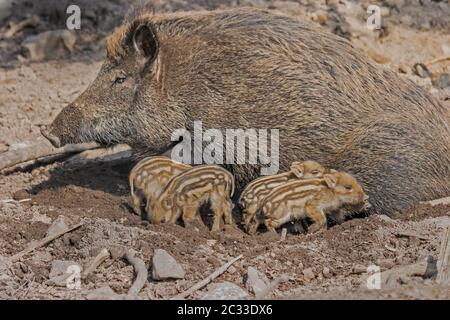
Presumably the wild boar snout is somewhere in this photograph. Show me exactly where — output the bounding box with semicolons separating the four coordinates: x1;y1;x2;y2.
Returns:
43;102;85;147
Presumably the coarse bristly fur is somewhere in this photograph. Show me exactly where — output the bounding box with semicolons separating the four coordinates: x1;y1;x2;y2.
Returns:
43;7;450;215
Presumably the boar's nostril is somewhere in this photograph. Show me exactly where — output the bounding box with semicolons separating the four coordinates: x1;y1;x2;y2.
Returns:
40;126;61;148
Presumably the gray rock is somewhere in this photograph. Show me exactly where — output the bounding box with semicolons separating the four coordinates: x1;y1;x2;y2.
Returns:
322;267;332;278
46;216;68;237
87;286;120;300
49;260;80;279
151;249;185;280
302;268;315;281
202;282;248;300
244;267;269;296
31;251;52;265
22;30;76;61
49;260;81;287
433;73;450;89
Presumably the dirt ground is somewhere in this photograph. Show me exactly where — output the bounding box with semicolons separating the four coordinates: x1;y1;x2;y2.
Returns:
0;0;449;300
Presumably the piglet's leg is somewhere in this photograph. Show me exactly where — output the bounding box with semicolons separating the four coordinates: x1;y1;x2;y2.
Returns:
181;203;201;227
305;206;327;233
246;217;259;235
167;207;182;224
264;218;280;234
131;193;143;216
222;199;234;226
210;193;225;232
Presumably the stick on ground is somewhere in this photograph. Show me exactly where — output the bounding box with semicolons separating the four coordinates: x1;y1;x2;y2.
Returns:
256;274;289;299
123;249;148;298
425;55;450;66
82;248;110;280
10;222;84;262
171;254;243;300
437;226;450;285
424;196;450;207
0;139;99;172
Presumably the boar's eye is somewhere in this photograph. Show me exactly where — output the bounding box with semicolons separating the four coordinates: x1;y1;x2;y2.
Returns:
344;184;353;191
114;76;127;85
310;170;319;175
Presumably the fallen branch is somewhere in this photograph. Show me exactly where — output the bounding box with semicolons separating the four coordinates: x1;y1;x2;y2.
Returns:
0;139;99;172
394;230;430;241
0;199;31;204
65;144;132;167
10;222;84;262
123;249;148;298
82;248;110;280
171;254;243;300
425;55;450;66
423;196;450;207
5;15;41;38
437;226;450;285
256;274;289;299
380;256;436;288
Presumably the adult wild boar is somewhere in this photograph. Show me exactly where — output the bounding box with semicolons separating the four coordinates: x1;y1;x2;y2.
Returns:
41;7;450;214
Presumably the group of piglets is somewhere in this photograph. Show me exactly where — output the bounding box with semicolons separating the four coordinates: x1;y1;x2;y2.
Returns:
129;157;370;234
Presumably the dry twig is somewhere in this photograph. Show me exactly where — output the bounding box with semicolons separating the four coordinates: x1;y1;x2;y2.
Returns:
0;139;99;172
123;249;148;298
171;254;243;300
82;248;110;280
10;222;84;262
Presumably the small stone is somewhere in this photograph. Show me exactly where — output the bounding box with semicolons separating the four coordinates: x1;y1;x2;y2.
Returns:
109;245;126;260
413;63;431;79
46;216;68;238
49;260;81;287
351;264;367;274
322;267;332;278
30;212;51;224
227;266;237;274
12;189;30;201
302;268;315;281
244;267;270;296
31;251;52;265
49;260;80;279
87;286;120;300
432;73;450;89
151;249;185;280
202;282;248;300
376;258;395;270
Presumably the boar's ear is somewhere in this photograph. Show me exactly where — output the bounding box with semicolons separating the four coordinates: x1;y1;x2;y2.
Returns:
132;24;158;62
324;174;338;189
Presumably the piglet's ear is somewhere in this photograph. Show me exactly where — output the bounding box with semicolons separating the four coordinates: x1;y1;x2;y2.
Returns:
324;174;337;189
290;162;304;178
329;169;338;173
132;24;158;61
